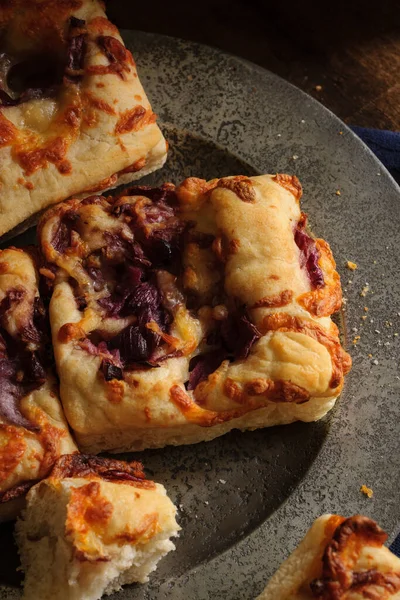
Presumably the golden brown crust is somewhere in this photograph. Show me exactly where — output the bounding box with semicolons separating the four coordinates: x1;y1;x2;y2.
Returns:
261;313;352;389
297;240;343;317
272;173;302;202
0;249;76;515
115;106;156;134
175;176;216;208
216;176;256;203
0;0;84;50
38;174;350;453
169;377;311;428
258;514;400;600
252;289;294;308
118;156;147;175
0;479;38;504
49;454;156;490
0;425;26;484
0;113;17;147
310;516;400;599
0;0;167;238
65;480;115;562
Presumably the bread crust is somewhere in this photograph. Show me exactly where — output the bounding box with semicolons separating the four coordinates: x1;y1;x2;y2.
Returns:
0;248;76;521
0;0;167;238
258;515;400;599
15;454;179;598
38;174;351;453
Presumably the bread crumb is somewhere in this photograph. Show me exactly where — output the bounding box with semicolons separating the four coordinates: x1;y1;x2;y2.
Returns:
360;484;373;498
360;284;369;297
292;155;299;160
339;131;343;135
187;74;193;81
315;85;322;91
368;353;373;358
364;307;369;312
352;336;360;344
219;479;226;484
336;190;341;196
346;260;357;270
361;315;367;320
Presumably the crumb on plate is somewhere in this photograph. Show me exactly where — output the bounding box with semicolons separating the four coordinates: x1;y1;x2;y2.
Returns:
360;484;373;498
346;260;357;270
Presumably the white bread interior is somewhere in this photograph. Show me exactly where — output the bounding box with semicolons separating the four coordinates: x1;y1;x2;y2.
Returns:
15;476;179;600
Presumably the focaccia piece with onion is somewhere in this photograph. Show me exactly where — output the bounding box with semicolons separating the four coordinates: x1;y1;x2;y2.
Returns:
0;0;167;239
257;514;400;600
0;248;76;521
38;174;351;454
15;454;179;600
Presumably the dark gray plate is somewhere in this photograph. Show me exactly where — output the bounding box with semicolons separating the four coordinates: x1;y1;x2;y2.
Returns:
1;32;400;600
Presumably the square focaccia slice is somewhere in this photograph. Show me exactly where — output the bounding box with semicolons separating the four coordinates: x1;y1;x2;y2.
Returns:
15;454;180;600
0;0;167;239
0;248;76;521
257;514;400;599
38;174;351;454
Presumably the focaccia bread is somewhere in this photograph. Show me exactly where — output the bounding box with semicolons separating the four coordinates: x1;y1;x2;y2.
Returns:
0;248;76;521
0;0;167;239
257;514;400;599
38;174;351;453
15;454;179;600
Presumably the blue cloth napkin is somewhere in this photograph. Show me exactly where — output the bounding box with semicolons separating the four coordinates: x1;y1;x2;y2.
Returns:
351;126;400;185
351;126;400;556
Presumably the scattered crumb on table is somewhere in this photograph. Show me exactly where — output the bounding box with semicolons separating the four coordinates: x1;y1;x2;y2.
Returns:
346;260;357;270
360;484;374;498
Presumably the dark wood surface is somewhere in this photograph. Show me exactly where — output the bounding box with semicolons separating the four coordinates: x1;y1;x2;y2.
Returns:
107;0;400;130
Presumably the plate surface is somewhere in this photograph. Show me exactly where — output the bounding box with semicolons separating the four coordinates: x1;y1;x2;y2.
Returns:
1;31;400;600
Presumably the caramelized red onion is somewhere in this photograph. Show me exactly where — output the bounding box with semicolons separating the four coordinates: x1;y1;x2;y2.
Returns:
0;356;40;432
64;17;87;82
100;360;123;381
294;217;325;289
221;309;261;360
0;292;49;431
0;17;87;108
187;351;224;391
187;309;261;390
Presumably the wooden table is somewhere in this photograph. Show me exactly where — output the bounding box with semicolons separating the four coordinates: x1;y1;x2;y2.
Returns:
107;0;400;130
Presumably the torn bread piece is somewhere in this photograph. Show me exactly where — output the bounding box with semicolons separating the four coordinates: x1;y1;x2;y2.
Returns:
38;175;351;453
0;248;76;521
0;0;167;238
257;514;400;599
15;454;179;600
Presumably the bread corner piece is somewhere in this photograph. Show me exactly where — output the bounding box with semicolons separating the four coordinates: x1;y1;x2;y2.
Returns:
0;0;167;239
38;175;351;454
0;248;77;522
15;454;180;600
257;514;400;599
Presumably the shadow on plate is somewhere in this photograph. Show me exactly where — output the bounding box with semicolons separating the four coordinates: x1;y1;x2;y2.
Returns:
114;418;330;580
